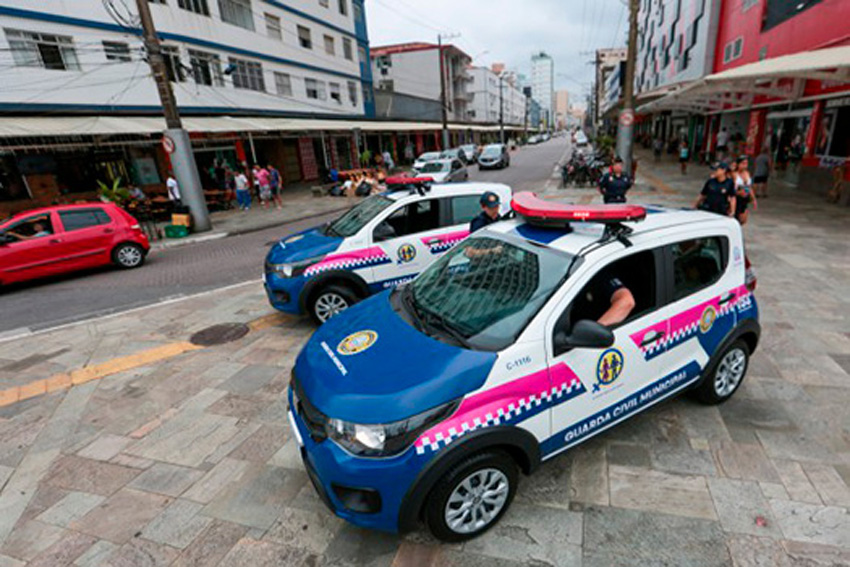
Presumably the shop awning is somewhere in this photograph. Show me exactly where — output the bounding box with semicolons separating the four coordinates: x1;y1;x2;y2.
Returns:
0;115;515;139
638;45;850;114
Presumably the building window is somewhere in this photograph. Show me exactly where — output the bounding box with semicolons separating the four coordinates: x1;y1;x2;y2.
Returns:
329;81;342;103
724;37;744;63
218;0;254;30
103;41;131;62
347;80;358;105
358;46;367;65
323;35;335;56
161;45;186;82
353;2;362;23
177;0;210;15
265;13;282;40
148;0;166;4
362;83;372;105
297;26;312;49
189;49;223;86
377;79;393;91
376;54;391;75
229;57;265;91
319;0;329;6
342;37;353;60
305;78;326;100
338;0;348;16
274;71;292;96
733;37;743;58
5;29;80;71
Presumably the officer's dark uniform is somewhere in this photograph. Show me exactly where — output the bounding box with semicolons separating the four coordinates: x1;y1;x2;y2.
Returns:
470;191;501;232
598;172;633;204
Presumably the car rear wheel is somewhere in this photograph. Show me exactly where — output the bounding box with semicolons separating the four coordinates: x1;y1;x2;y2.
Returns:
424;450;517;542
112;243;145;269
309;284;358;324
696;339;749;404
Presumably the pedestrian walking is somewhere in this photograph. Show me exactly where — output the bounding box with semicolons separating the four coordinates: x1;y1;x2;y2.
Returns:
734;156;757;225
253;164;272;209
598;157;633;204
679;140;690;174
653;137;663;162
166;172;182;207
235;169;251;211
268;164;283;209
753;146;771;198
382;149;395;171
694;162;736;217
716;127;729;161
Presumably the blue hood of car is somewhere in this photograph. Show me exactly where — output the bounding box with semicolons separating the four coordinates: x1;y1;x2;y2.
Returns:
293;291;497;423
266;226;343;264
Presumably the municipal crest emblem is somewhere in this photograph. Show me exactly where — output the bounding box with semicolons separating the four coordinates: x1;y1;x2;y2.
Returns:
699;305;717;333
594;348;624;392
397;243;417;264
337;330;378;355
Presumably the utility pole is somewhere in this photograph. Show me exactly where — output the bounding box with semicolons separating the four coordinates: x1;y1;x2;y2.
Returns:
135;0;211;232
616;0;639;175
499;74;505;145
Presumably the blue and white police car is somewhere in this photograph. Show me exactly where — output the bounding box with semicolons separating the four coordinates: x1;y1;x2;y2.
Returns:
264;179;511;323
288;193;760;540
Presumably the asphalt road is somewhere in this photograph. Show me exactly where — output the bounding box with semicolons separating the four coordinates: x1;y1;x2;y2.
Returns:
0;137;570;335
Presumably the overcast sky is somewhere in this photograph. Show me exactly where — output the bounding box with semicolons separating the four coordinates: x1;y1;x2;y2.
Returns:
365;0;627;107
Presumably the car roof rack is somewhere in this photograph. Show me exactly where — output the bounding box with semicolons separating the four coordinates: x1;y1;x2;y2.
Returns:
385;176;434;196
511;191;646;247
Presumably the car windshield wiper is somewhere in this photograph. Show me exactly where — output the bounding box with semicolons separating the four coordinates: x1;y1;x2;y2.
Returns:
324;223;341;237
400;285;425;333
418;307;472;349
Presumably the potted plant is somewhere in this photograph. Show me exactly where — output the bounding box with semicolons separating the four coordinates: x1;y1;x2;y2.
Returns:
97;177;131;206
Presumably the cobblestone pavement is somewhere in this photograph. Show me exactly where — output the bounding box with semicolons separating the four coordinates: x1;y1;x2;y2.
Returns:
0;148;848;566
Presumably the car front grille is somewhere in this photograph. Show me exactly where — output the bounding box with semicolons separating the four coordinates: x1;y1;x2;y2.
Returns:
291;375;327;442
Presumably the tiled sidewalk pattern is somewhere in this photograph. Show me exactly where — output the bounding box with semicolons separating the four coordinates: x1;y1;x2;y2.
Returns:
0;150;848;566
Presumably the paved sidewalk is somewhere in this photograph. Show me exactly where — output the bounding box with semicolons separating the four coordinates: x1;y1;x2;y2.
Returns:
0;154;848;566
151;186;351;251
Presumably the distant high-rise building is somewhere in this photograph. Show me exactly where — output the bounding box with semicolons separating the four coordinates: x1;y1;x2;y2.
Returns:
531;52;554;128
555;90;570;129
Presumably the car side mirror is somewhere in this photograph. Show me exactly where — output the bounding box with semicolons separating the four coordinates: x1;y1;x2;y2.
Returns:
554;319;615;353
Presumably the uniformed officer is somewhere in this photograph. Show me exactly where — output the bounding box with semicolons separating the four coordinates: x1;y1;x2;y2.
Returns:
470;191;501;232
598;157;633;204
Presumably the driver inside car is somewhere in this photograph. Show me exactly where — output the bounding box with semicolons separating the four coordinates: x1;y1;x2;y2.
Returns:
7;221;52;241
575;269;636;327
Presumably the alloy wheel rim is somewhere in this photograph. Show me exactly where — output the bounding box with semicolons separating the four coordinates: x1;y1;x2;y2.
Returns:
118;246;141;266
714;347;746;397
315;293;349;322
444;468;509;534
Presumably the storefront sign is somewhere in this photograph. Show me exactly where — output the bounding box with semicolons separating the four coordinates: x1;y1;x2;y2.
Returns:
826;96;850;109
819;155;847;168
161;135;176;154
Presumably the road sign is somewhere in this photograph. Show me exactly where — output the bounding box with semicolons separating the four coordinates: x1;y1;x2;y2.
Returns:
161;135;176;154
619;110;635;127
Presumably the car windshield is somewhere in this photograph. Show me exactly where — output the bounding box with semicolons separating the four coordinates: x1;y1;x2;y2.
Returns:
481;146;501;157
324;195;394;237
417;152;440;162
397;235;573;351
441;150;458;158
418;161;449;173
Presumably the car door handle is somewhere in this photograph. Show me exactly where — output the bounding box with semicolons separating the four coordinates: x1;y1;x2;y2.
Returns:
719;292;737;305
426;237;441;245
49;238;63;244
103;228;115;234
640;330;665;347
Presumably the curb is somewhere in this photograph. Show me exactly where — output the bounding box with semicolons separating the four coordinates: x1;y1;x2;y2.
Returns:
150;203;352;251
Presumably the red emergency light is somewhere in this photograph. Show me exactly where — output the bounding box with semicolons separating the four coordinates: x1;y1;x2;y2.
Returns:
511;192;646;225
385;176;434;185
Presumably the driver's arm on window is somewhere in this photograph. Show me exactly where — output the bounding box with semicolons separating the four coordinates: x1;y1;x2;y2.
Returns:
598;287;635;327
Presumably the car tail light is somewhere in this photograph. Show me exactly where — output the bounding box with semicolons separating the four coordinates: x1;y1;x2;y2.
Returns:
745;256;757;292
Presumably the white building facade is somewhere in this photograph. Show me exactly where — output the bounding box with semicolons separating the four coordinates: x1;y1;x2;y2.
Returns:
468;66;526;126
530;51;553;128
0;0;375;117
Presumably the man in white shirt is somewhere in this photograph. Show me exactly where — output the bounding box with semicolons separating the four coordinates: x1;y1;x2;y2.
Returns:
716;128;729;161
234;171;251;210
166;173;181;206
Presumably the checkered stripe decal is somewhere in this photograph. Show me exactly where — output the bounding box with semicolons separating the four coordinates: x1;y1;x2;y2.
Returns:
304;250;391;276
414;377;586;455
422;231;470;255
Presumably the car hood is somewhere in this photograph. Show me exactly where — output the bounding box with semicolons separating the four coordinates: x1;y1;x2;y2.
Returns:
266;226;343;264
293;291;497;423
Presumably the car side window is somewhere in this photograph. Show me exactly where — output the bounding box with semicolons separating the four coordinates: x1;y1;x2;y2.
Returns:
451;160;461;171
450;195;481;225
671;237;726;301
374;199;441;240
3;214;54;242
566;249;658;329
59;209;110;232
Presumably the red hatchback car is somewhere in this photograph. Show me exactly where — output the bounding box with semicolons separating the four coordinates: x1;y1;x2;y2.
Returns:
0;203;150;286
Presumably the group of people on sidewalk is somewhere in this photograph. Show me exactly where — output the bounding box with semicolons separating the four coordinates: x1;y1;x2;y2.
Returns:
230;163;284;211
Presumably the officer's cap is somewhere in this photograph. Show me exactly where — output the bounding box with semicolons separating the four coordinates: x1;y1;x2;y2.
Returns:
613;156;624;164
480;192;500;207
711;161;730;171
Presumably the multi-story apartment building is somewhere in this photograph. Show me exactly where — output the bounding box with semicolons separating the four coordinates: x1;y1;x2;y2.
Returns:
554;90;569;129
0;0;377;213
468;65;526;126
530;52;553;128
370;42;471;122
594;48;626;126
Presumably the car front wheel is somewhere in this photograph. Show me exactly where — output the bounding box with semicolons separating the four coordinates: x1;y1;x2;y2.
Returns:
112;243;145;269
425;450;518;542
696;339;750;404
309;284;358;324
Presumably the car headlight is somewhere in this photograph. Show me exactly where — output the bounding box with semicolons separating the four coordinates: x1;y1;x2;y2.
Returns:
325;400;459;457
269;255;326;278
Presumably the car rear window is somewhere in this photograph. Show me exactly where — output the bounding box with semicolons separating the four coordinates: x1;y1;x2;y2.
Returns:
59;208;111;232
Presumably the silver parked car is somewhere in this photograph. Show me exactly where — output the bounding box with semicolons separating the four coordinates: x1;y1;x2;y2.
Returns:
413;151;441;170
477;143;511;170
415;158;469;183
